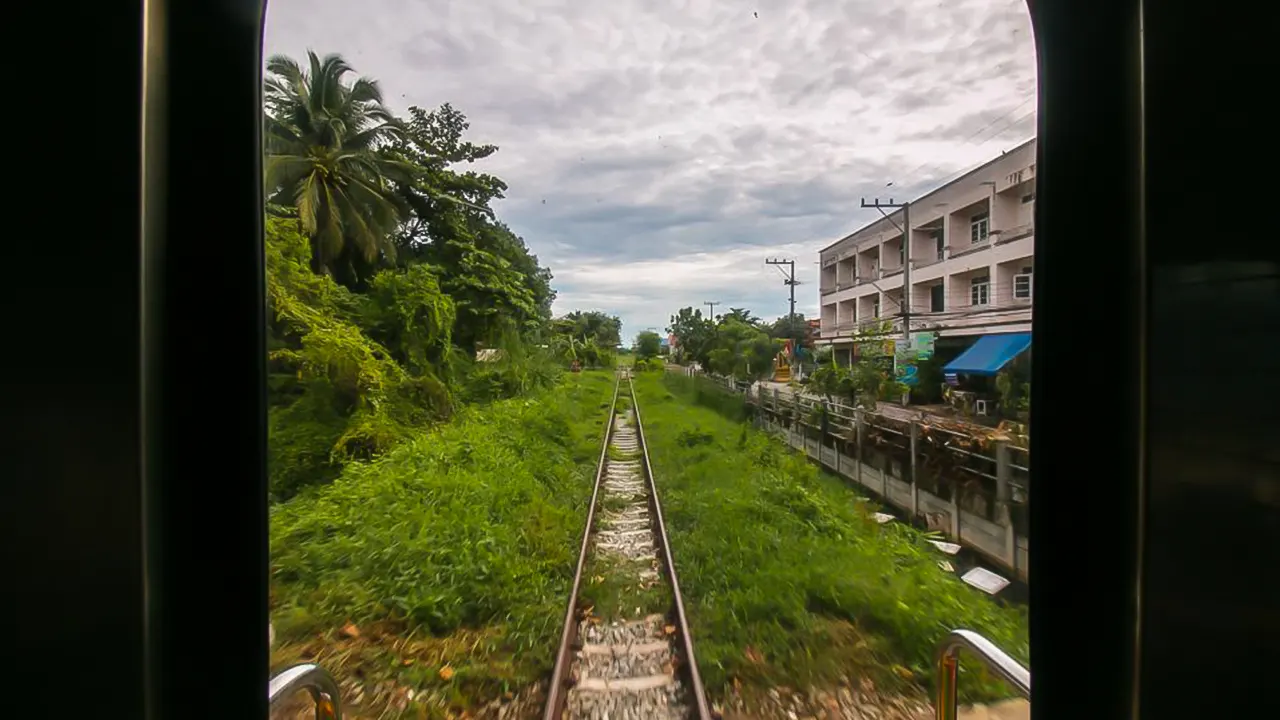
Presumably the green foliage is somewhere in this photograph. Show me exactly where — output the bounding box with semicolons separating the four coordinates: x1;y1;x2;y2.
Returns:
263;53;569;500
634;330;662;360
722;307;761;326
765;312;808;344
636;373;1029;703
667;306;716;366
706;318;777;380
362;262;456;375
806;324;908;408
995;353;1032;421
632;357;666;373
546;311;621;369
270;372;617;705
459;333;563;404
553;311;622;347
265;216;453;500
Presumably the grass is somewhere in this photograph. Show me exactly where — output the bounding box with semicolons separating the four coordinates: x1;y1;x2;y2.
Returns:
631;372;1030;705
268;370;618;718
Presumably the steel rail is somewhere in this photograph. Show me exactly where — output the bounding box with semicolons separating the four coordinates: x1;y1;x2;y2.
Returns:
628;372;714;720
543;373;620;720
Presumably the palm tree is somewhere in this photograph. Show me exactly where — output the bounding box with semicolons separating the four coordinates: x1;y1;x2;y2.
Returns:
263;51;414;285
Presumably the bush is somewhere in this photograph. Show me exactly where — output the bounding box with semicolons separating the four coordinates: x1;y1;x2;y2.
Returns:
265;217;452;500
632;357;665;373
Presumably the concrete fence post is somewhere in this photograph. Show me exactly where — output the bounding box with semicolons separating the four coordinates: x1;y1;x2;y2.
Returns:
995;441;1013;525
854;408;865;488
909;421;920;518
996;441;1017;566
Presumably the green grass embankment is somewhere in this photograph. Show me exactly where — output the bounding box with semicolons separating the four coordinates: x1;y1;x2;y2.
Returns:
269;371;617;716
631;372;1029;704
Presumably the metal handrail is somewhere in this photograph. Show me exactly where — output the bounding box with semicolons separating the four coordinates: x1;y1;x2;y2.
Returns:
270;663;343;720
935;630;1030;720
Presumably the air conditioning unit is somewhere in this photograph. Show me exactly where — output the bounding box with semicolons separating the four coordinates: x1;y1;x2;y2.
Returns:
975;399;990;416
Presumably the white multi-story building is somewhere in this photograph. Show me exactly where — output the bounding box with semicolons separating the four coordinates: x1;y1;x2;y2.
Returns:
817;138;1036;368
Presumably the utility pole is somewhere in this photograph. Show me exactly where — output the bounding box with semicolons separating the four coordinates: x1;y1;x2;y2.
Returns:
861;197;911;404
765;258;799;337
703;301;719;320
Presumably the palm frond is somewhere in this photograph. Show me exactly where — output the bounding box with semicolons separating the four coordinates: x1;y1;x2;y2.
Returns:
296;173;322;236
263;153;317;195
347;77;385;106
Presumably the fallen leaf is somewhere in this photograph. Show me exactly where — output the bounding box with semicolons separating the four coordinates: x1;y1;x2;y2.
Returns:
401;658;415;666
341;622;360;639
744;646;764;664
663;625;676;636
891;664;914;681
439;665;455;681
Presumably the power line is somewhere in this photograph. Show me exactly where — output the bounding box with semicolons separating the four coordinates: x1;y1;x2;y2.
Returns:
894;100;1036;191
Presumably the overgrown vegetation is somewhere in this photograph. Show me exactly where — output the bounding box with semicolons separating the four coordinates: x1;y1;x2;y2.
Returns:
808;321;909;408
262;51;620;499
633;372;1029;704
667;305;787;380
270;372;617;716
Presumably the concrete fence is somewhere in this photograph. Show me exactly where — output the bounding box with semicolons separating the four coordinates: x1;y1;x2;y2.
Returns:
667;368;1030;582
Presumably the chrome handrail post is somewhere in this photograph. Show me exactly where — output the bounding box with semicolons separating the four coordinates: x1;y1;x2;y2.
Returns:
934;629;1031;720
269;663;343;720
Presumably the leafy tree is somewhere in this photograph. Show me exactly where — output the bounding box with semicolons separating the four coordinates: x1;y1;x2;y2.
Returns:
433;235;540;352
766;313;808;345
667;306;715;367
635;330;662;360
705;318;776;380
722;307;761;327
376;102;555;348
554;311;622;347
263;52;415;289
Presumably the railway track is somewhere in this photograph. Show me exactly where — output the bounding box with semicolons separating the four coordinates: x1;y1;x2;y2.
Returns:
544;370;712;720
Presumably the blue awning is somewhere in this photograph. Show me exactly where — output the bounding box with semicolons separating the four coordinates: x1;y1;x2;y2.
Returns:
942;333;1032;377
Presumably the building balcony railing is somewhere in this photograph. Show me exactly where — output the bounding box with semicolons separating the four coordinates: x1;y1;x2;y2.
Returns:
993;221;1034;244
819;317;902;339
821;280;862;296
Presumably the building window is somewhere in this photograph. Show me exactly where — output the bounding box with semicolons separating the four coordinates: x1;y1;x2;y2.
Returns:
971;275;990;306
872;296;881;318
899;243;904;266
1021;192;1036;204
930;283;945;312
1014;266;1033;300
970;212;989;245
933;230;944;260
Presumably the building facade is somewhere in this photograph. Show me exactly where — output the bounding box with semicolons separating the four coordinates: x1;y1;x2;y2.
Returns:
817;138;1036;365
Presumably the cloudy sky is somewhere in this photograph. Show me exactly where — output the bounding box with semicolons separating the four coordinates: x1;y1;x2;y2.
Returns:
264;0;1036;341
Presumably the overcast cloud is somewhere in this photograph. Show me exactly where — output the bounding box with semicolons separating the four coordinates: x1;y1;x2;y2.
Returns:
264;0;1036;341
